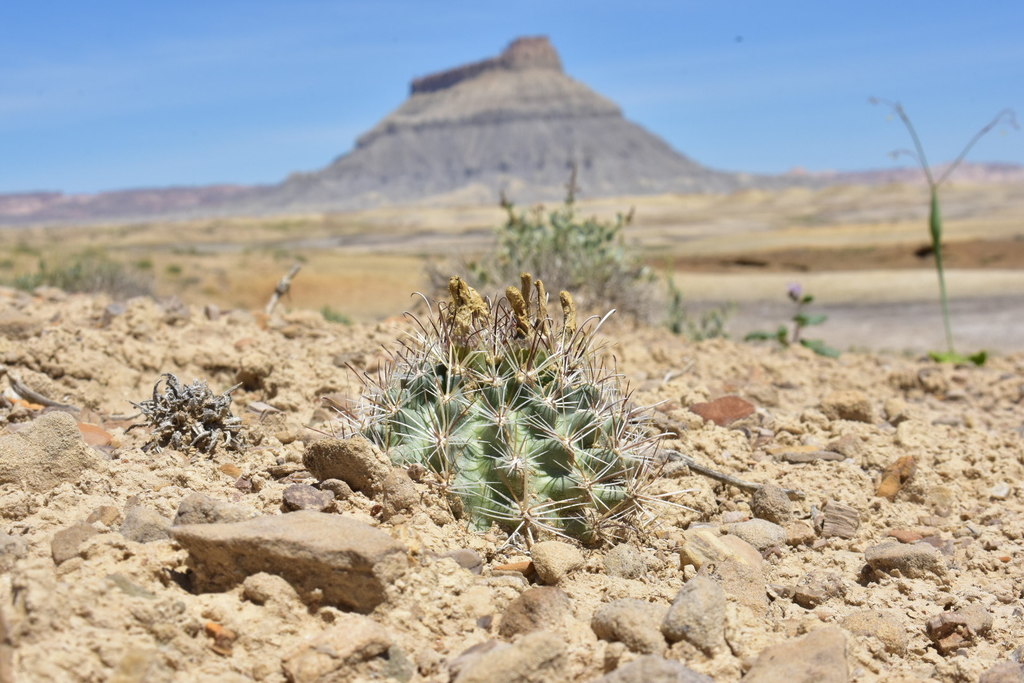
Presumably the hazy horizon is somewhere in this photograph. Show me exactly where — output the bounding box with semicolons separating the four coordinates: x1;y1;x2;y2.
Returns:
3;0;1022;194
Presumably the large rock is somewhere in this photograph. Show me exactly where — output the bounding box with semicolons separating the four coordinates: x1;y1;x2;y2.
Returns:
742;627;847;683
171;510;407;612
0;412;102;491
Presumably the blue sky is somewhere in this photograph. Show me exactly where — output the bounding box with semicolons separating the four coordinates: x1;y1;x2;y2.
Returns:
2;1;1022;194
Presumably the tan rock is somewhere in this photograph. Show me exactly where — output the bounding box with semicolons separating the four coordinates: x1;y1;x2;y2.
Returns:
454;631;567;683
689;395;755;427
820;500;860;539
530;540;583;585
707;560;768;617
742;627;848;682
865;541;945;579
820;390;874;423
661;575;725;652
282;613;392;683
171;510;407;612
785;521;816;546
591;599;668;655
303;436;392;494
0;412;102;492
51;522;99;565
679;526;763;571
498;587;573;637
842;610;907;654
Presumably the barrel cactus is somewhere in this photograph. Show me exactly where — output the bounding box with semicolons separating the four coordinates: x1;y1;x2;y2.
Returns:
348;274;671;544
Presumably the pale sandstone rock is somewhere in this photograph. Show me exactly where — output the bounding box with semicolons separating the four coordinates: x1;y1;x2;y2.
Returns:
0;412;102;492
591;599;668;655
662;575;726;653
302;436;391;494
171;510;407;612
282;613;392;683
679;526;763;571
742;627;848;683
530;540;583;585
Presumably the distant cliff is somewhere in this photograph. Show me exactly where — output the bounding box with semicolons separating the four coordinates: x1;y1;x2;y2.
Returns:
266;36;752;212
410;36;563;94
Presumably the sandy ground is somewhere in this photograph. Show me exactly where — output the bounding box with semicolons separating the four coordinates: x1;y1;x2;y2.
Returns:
0;285;1022;681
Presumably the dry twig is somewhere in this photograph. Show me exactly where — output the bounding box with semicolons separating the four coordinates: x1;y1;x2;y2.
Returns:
265;264;302;315
662;449;805;500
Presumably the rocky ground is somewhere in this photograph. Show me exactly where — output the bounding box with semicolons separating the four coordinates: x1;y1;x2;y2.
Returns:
0;285;1022;682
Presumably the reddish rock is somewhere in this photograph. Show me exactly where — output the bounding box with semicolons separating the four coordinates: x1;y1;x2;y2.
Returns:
689;396;755;427
77;422;113;447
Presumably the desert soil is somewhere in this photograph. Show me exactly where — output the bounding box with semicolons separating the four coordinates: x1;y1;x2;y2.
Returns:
0;284;1022;682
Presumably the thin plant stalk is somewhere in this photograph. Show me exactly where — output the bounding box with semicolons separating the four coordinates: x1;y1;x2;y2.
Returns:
870;98;1017;358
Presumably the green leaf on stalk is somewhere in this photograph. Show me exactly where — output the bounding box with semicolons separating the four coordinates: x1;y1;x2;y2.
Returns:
794;313;828;327
800;338;841;358
928;350;987;366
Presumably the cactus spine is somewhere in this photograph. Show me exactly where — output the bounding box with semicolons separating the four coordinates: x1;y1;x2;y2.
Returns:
352;274;666;544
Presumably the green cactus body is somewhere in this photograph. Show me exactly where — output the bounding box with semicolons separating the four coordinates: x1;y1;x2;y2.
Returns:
354;275;663;544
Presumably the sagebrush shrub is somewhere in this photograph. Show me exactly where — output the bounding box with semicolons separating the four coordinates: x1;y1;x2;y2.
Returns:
431;194;655;319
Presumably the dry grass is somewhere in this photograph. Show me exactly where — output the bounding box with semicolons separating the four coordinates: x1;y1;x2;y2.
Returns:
1;181;1021;320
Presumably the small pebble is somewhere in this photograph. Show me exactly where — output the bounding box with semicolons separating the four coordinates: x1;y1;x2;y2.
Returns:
281;484;335;512
530;541;583;585
591;599;668;655
785;521;816;546
820;390;874;423
724;519;786;550
498;586;573;637
989;482;1011;500
661;575;725;653
51;522;99;565
865;541;945;579
320;479;353;500
603;543;646;580
688;396;755;427
439;549;483;575
120;506;171;543
842;610;908;654
751;484;792;524
820;500;860;539
742;627;847;682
